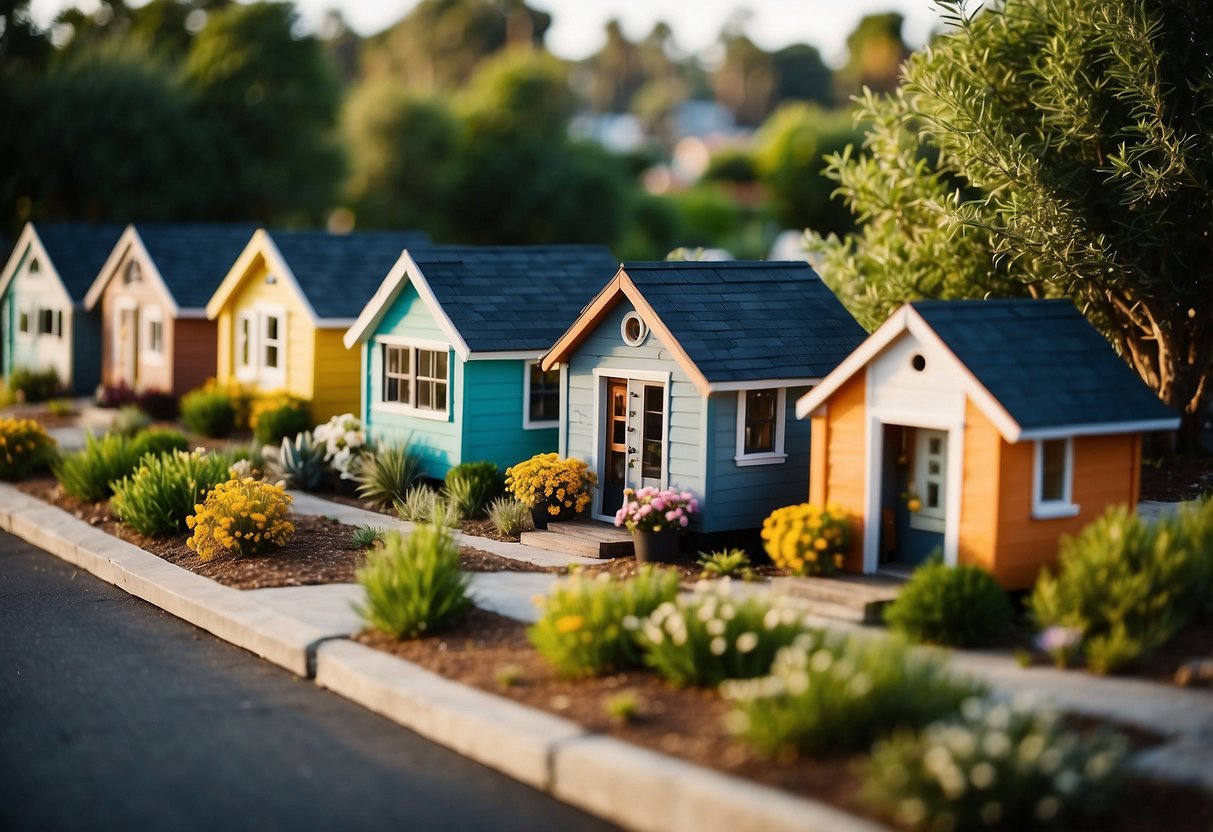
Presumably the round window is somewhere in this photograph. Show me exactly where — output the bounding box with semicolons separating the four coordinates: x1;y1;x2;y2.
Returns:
621;312;648;347
911;353;927;372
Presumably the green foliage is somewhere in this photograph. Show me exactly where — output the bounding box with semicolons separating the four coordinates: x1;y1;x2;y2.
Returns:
665;186;742;248
697;548;753;579
275;431;328;492
353;444;422;509
7;366;61;402
722;633;984;756
110;449;236;537
0;417;56;480
251;398;311;447
355;525;472;639
884;561;1013;648
604;690;641;725
394;485;461;527
862;698;1127;831
351;524;385;550
640;582;809;687
180;385;236;438
529;567;681;678
1030;502;1213;673
443;461;501;519
53;433;142;502
129;428;190;461
486;496;530;538
110;405;152;437
186;477;294;560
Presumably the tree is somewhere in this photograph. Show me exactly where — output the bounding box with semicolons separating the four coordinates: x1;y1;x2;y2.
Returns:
771;44;833;107
833;13;910;100
712;19;777;127
811;0;1213;444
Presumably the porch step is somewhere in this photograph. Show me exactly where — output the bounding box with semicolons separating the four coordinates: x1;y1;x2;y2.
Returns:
519;521;634;559
772;574;905;625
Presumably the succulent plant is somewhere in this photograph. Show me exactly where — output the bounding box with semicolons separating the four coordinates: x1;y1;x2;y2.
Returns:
274;430;328;492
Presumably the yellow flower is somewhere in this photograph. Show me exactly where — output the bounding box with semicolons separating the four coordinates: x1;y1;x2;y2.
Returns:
555;614;584;634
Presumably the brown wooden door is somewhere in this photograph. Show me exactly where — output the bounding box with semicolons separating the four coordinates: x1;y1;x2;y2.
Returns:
601;378;629;518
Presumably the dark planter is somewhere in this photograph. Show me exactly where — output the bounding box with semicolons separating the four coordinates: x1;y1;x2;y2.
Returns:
632;529;681;563
531;505;552;530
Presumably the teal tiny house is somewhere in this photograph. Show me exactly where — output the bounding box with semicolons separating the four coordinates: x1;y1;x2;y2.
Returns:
541;261;866;535
343;245;618;478
0;223;124;396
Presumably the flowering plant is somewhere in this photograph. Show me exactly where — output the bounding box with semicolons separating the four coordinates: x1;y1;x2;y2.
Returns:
504;452;596;518
614;487;699;533
0;417;56;480
186;477;294;560
761;502;851;576
312;413;367;480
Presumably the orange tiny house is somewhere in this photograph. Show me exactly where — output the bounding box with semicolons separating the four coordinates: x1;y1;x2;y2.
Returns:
796;300;1179;589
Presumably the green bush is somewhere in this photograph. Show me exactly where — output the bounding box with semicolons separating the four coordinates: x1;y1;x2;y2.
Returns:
884;561;1012;648
1030;503;1213;673
353;444;422;509
53;433;143;501
274;431;328;491
180;385;236;438
111;449;236;536
355;525;472;639
697;548;753;579
722;633;983;756
8;366;61;402
529;567;681;678
251;397;311;446
487;496;529;537
351;524;385;550
862;698;1127;831
640;581;809;687
395;484;460;527
0;417;57;480
443;461;501;519
130;427;190;460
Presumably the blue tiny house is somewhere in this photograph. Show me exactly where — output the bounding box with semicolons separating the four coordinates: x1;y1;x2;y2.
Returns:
343;245;619;478
0;222;124;396
542;261;866;535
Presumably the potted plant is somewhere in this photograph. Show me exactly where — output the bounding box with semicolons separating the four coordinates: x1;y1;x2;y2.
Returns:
614;487;699;563
761;502;851;576
504;453;596;529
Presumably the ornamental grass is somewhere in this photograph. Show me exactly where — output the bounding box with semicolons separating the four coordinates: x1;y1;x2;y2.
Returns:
186;477;294;561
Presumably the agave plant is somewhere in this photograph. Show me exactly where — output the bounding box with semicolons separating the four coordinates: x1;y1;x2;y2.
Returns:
274;431;328;492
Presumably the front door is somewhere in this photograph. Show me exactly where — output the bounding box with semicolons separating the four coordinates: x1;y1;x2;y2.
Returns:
881;426;947;567
599;377;667;519
601;379;629;518
117;306;138;388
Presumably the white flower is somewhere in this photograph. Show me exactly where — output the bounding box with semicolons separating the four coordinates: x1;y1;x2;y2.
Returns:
896;798;926;826
970;761;997;789
809;649;834;673
1054;769;1080;795
621;615;639;631
706;619;726;637
710;637;727;656
643;622;664;645
848;672;872;697
1034;796;1061;821
763;608;782;631
983;731;1011;758
736;632;759;654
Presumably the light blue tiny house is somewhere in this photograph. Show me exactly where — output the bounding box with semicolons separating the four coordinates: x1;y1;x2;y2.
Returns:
343;245;619;479
0;222;124;396
542;261;866;535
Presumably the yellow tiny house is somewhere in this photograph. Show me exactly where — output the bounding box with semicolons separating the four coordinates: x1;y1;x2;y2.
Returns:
797;300;1177;589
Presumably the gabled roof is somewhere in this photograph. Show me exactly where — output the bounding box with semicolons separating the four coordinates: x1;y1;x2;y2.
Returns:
85;223;258;315
206;228;431;324
543;261;867;395
0;222;124;303
343;245;619;357
796;299;1179;441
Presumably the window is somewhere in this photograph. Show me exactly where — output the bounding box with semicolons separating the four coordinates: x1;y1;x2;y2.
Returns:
383;345;411;405
123;261;141;285
234;308;284;383
235;313;253;374
621;311;648;347
734;388;787;465
28;258;39;276
524;362;560;428
378;342;449;417
415;348;447;412
262;313;281;370
1033;437;1079;519
37;308;60;337
143;309;164;359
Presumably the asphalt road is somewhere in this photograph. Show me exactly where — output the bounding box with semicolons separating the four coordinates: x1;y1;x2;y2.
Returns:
0;531;618;832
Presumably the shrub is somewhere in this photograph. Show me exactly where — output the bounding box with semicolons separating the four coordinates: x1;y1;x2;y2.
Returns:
355;525;472;639
96;381;138;408
0;417;57;480
47;398;74;417
53;433;142;501
313;412;367;479
529;567;681;678
275;431;328;491
443;461;501;519
110;405;151;437
761;502;851;576
394;484;460;527
884;561;1012;648
353;444;422;509
135;388;178;421
110;449;235;536
722;633;983;756
615;486;699;532
505;453;596;520
129;427;190;460
351;524;385;549
698;548;752;579
180;384;236;438
1030;503;1213;673
9;366;61;402
640;580;810;687
186;477;294;560
862;697;1127;831
250;393;311;446
487;496;530;537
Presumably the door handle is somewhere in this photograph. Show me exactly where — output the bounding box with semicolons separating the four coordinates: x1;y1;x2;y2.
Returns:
627;447;637;454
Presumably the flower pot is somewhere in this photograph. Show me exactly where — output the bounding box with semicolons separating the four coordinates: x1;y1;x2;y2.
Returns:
530;505;551;530
631;528;681;563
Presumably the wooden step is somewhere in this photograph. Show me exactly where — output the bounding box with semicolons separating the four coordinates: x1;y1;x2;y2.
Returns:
535;520;635;558
772;575;904;625
519;528;633;559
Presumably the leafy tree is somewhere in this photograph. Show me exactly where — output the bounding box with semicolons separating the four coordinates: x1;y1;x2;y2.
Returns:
833;13;910;100
812;0;1213;444
771;44;833;107
0;0;51;76
712;20;777;127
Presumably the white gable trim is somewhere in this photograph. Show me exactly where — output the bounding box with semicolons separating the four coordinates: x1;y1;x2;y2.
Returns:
795;307;910;420
84;226;181;317
710;377;821;393
1019;418;1179;441
205;230;319;324
0;225;68;305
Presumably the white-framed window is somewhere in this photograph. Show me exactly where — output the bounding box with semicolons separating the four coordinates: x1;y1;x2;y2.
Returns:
523;361;560;429
1033;437;1079;519
375;339;449;420
37;308;62;338
234;306;285;384
262;312;282;370
621;311;648;347
235;311;254;378
17;308;30;337
142;306;164;362
734;388;787;466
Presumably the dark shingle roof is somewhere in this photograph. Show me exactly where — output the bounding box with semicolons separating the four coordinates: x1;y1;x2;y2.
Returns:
911;299;1175;430
412;245;618;352
621;261;866;383
270;230;432;319
136;223;258;310
33;223;125;301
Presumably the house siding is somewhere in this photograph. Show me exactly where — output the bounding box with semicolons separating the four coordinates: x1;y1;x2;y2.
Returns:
957;399;1002;576
311;327;360;421
172;318;218;395
4;248;81;391
462;359;556;474
810;369;868;570
97;257;174;394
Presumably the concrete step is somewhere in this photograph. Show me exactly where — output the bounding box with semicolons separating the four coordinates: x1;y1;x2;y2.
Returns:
519;530;632;559
777;596;870;625
771;575;903;625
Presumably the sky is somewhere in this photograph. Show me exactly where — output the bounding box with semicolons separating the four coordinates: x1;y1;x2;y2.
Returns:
27;0;945;66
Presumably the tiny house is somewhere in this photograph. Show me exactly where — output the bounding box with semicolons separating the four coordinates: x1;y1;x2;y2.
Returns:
0;222;123;396
542;261;866;535
84;224;257;396
343;245;618;478
795;299;1179;588
205;229;429;422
